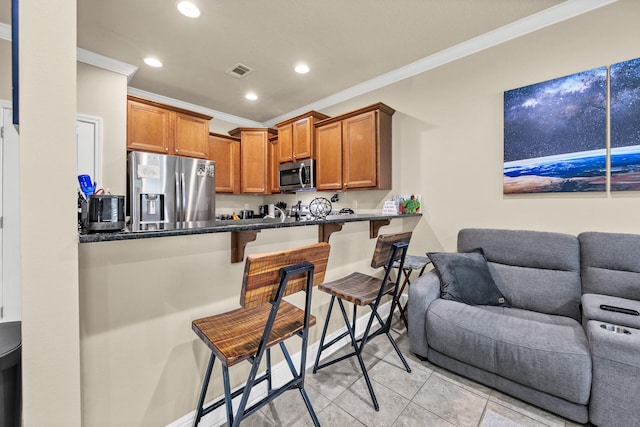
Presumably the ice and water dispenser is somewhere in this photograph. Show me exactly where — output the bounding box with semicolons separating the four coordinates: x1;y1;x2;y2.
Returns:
140;193;165;224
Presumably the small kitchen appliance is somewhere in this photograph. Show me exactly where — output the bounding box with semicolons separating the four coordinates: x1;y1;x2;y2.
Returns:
85;195;125;232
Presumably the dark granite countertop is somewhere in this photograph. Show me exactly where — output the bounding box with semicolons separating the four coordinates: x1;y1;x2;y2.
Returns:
78;213;421;243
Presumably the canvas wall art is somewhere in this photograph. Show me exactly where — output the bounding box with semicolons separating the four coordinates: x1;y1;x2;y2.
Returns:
503;67;607;194
610;57;640;191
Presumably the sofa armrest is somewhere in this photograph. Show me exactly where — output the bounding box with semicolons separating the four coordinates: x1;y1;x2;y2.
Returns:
408;271;441;358
582;293;640;330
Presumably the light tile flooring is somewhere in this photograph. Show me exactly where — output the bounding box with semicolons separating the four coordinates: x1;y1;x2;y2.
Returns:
232;318;585;427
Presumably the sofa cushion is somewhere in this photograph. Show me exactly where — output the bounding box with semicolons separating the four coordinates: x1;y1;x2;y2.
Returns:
426;299;591;404
458;229;582;321
579;231;640;299
427;249;508;306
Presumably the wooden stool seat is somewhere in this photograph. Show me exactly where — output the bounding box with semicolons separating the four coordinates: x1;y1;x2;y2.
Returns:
191;242;330;427
192;302;316;367
319;272;394;306
313;232;412;412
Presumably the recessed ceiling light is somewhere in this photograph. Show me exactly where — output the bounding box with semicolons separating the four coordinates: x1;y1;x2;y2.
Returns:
144;57;163;68
245;92;258;101
295;64;310;74
177;1;200;18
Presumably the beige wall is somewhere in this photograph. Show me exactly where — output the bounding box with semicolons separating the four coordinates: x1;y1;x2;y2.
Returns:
18;0;82;425
77;62;128;194
317;0;640;255
0;40;10;101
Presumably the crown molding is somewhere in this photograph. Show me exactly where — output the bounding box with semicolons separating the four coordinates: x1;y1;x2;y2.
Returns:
1;23;139;82
0;22;11;40
263;0;619;126
77;48;138;82
127;87;262;128
3;0;618;128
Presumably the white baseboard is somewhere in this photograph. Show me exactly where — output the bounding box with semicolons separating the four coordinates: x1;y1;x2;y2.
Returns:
167;301;392;427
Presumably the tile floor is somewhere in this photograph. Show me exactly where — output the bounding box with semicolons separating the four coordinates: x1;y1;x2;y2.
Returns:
231;318;585;427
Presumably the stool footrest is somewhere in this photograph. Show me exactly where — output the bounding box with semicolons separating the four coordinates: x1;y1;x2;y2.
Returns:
200;370;271;417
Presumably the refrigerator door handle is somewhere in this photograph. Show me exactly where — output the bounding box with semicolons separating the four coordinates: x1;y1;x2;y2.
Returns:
181;172;186;226
175;172;181;224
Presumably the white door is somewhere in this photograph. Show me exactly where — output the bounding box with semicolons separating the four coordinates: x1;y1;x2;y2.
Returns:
1;102;21;322
76;114;103;187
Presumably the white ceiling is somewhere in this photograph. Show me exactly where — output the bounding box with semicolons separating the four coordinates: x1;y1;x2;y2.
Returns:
0;1;617;124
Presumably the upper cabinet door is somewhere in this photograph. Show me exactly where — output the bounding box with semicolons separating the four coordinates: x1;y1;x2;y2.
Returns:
278;123;294;163
268;135;280;194
315;121;343;191
292;117;313;160
127;100;172;154
240;129;269;194
174;113;209;159
342;111;377;190
207;133;240;194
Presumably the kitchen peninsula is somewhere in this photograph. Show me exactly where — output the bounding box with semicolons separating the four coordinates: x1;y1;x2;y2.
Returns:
79;212;421;262
79;212;420;243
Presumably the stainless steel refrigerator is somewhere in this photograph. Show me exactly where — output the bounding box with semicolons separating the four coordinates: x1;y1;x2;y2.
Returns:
128;151;215;231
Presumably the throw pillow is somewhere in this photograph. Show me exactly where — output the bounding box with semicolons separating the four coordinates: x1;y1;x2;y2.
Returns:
427;248;509;306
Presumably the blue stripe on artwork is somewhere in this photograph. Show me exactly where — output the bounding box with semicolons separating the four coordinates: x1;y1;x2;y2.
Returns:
504;150;606;179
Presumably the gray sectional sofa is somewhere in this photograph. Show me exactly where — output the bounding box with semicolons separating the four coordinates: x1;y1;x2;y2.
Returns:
408;228;640;426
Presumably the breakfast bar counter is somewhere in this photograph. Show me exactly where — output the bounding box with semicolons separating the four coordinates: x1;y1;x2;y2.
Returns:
78;213;421;243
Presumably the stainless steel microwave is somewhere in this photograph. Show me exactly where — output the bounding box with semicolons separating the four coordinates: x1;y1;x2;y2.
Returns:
279;159;315;191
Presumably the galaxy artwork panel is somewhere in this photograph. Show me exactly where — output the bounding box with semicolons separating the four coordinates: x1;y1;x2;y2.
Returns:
610;57;640;191
503;67;607;194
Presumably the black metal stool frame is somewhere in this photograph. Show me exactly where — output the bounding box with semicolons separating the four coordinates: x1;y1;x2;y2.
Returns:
312;241;410;411
193;262;319;427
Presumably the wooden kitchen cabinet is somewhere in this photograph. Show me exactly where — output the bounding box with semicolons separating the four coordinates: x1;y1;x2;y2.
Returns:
268;134;280;194
207;133;240;194
127;95;212;158
314;103;394;191
229;127;277;194
315;121;343;191
275;111;329;163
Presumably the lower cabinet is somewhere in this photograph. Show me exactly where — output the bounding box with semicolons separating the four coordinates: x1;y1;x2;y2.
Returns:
315;103;394;191
207;133;240;194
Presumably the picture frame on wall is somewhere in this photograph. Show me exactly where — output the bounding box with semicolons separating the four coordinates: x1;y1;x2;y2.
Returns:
610;57;640;191
503;67;607;194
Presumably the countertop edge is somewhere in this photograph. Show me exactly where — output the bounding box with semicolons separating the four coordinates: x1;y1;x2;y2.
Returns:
78;213;422;243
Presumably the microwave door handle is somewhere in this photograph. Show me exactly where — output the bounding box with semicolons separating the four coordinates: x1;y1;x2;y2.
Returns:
299;163;306;188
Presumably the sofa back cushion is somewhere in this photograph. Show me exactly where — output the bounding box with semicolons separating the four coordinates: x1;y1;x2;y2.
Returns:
458;228;582;321
579;231;640;300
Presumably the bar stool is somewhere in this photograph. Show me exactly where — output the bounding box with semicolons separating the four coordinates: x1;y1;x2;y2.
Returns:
392;255;431;329
191;242;331;427
312;232;412;411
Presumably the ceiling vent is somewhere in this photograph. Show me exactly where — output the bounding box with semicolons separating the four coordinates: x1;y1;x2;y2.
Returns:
226;63;254;78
